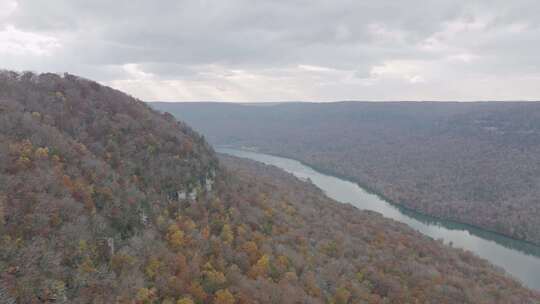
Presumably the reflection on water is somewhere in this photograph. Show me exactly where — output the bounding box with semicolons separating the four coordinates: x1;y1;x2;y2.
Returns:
218;147;540;290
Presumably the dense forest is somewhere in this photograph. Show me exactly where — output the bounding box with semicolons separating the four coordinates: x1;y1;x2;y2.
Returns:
153;101;540;246
0;72;538;303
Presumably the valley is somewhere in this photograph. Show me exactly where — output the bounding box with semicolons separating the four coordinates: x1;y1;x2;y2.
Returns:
154;101;540;246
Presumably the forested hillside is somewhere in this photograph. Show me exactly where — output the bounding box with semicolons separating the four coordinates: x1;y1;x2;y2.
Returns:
152;101;540;245
0;72;538;303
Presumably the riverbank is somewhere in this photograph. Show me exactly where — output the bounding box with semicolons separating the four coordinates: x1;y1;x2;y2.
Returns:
218;147;540;290
221;145;540;250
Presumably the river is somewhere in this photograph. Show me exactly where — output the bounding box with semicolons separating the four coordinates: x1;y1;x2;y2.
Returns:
218;147;540;291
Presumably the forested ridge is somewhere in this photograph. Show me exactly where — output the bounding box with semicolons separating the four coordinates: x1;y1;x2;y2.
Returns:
153;101;540;245
0;72;538;303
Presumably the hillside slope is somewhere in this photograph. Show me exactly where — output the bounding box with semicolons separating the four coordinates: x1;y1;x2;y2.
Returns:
0;73;538;303
0;71;217;302
152;101;540;245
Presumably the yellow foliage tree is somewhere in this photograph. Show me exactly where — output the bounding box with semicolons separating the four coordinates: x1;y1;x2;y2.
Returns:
167;224;185;249
35;147;49;159
52;154;61;163
31;111;42;120
249;254;270;279
220;223;234;244
356;271;365;282
136;287;156;303
207;270;226;286
20;139;33;157
273;255;289;276
176;297;195;304
202;263;227;292
145;257;162;280
78;240;88;253
214;289;235;304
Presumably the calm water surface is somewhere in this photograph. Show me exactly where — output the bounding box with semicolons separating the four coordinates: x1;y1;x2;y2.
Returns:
219;147;540;290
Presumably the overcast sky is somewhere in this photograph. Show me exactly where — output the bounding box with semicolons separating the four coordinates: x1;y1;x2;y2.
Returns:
1;0;539;102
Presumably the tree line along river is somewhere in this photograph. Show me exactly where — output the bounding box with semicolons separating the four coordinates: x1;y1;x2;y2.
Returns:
218;147;540;291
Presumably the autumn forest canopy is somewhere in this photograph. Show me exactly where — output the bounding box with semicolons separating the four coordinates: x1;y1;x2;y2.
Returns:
0;71;537;303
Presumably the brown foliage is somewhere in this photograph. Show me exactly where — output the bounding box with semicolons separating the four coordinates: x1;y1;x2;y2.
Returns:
0;72;537;303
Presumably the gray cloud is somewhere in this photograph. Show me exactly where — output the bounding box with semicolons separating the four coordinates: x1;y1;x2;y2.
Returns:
1;0;539;101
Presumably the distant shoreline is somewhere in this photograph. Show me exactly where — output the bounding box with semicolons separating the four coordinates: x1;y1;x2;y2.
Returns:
217;145;540;254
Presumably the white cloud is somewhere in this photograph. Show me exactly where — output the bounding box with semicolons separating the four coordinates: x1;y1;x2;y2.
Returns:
409;75;426;84
447;53;478;63
122;63;154;80
0;25;60;56
1;0;540;101
366;23;408;45
370;60;429;84
298;64;337;73
0;0;17;21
